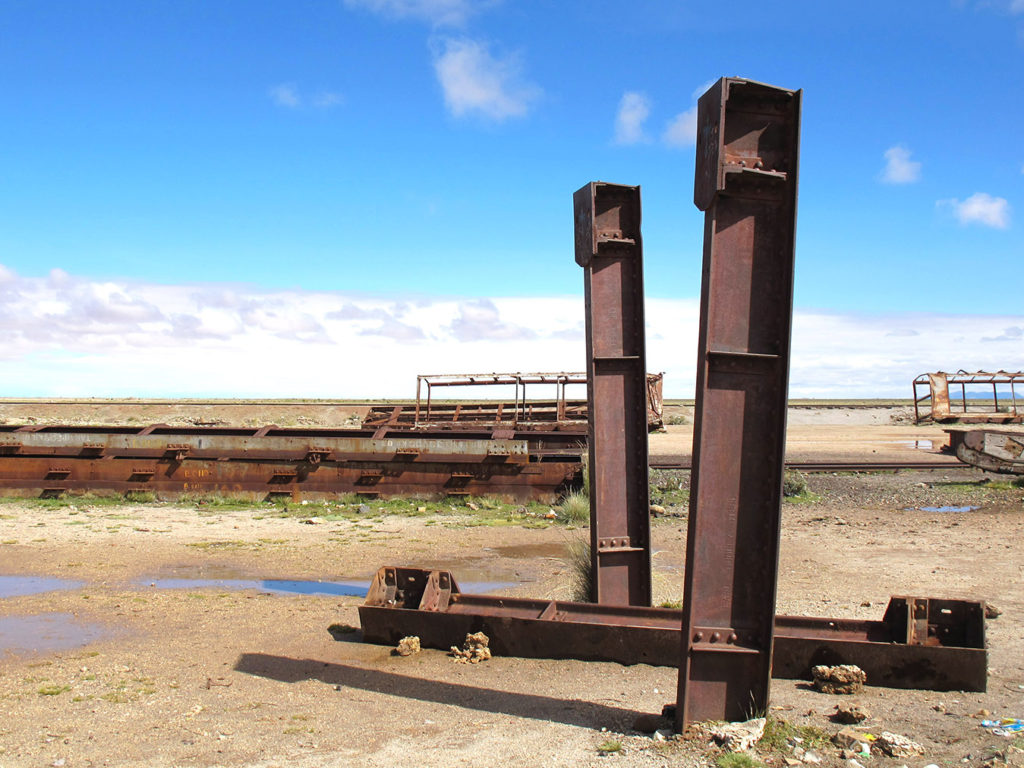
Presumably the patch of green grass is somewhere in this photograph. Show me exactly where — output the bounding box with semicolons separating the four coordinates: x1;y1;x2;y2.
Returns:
759;716;828;752
566;537;592;602
716;753;762;768
123;490;157;503
658;599;683;610
597;739;622;754
37;684;71;696
649;469;689;507
556;491;590;525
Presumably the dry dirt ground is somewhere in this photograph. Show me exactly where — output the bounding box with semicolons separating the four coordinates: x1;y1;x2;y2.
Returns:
0;403;1022;768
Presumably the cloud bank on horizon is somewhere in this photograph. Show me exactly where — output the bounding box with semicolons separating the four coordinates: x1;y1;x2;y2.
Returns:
2;265;1020;400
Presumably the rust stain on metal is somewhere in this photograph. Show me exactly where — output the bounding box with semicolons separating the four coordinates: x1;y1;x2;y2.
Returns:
574;182;652;607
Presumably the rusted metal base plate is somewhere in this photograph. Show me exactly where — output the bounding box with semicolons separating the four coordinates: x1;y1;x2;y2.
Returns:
357;567;987;693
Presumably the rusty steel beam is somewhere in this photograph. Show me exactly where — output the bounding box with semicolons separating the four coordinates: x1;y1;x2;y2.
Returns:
574;182;651;606
0;424;584;502
357;567;987;693
676;78;802;726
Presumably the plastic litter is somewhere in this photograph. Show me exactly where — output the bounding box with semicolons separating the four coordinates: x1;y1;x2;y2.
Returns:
981;718;1024;736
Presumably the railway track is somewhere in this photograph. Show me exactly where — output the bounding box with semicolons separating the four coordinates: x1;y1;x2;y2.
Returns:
650;459;962;472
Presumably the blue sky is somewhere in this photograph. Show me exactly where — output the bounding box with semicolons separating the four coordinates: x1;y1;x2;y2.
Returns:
0;1;1021;397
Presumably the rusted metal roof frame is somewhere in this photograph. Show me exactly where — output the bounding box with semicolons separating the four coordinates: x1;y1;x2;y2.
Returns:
914;371;1023;423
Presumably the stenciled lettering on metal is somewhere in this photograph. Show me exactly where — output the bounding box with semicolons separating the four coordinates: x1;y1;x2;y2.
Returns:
676;77;802;727
574;182;652;606
357;567;987;693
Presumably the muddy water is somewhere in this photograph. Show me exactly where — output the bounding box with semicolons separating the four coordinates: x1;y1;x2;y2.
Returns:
0;575;84;599
140;576;518;596
0;612;112;657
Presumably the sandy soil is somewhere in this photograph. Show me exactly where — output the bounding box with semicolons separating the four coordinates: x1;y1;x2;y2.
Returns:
1;405;1022;768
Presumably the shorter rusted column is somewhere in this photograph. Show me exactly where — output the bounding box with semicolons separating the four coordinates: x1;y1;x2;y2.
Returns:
574;182;651;606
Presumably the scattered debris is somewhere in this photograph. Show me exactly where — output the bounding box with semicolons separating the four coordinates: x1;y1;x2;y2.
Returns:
982;718;1024;736
357;504;370;515
449;632;491;663
876;732;924;757
467;502;479;511
544;510;558;520
812;664;866;694
649;504;666;516
986;603;1003;619
393;636;421;657
832;703;870;724
833;727;870;751
710;717;766;752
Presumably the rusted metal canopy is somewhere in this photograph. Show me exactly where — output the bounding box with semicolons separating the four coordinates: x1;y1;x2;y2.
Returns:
677;77;802;726
359;567;987;693
574;182;652;606
914;371;1023;424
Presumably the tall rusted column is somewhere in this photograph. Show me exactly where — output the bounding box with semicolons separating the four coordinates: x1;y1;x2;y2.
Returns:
676;78;802;727
573;182;651;606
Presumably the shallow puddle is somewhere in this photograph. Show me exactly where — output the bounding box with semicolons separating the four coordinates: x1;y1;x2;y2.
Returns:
0;575;84;599
917;505;980;513
0;612;110;657
142;577;517;597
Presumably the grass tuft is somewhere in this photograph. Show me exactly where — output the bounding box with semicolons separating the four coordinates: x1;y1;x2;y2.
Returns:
596;739;622;754
716;754;762;768
565;537;593;602
557;491;590;525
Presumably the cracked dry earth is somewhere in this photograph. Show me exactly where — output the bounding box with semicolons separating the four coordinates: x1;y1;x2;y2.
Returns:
0;415;1022;768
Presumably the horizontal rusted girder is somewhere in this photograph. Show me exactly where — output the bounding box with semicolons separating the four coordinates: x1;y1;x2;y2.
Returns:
0;424;584;502
0;456;579;502
358;567;987;693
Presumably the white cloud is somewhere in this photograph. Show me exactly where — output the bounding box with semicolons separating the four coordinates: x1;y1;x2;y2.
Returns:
432;38;539;121
614;91;650;145
269;84;342;109
662;106;698;148
1014;0;1024;12
269;83;301;108
0;265;1021;399
939;192;1011;228
343;0;486;27
881;145;922;184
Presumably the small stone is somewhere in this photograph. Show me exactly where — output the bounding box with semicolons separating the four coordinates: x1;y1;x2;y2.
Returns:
393;636;421;657
985;604;1002;619
812;664;866;695
544;510;558;520
876;732;924;758
357;504;370;515
449;632;491;663
417;506;427;513
467;502;479;511
649;504;666;516
633;713;670;733
653;729;670;742
847;760;866;768
792;746;806;759
710;717;766;752
785;759;802;767
975;709;991;718
834;728;865;749
833;703;870;724
802;751;822;764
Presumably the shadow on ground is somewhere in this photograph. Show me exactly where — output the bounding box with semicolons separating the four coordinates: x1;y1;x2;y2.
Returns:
234;652;641;730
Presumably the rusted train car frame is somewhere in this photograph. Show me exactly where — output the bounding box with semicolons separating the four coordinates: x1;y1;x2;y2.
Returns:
914;371;1023;424
574;182;652;606
0;425;583;502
